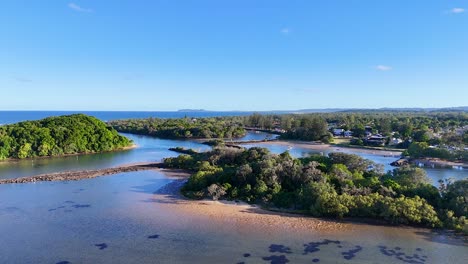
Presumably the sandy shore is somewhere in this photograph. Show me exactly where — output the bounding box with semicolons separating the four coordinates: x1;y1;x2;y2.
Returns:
245;140;402;156
153;177;349;232
0;161;164;184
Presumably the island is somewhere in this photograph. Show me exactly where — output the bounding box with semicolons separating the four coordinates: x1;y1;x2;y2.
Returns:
163;146;468;234
0;114;132;160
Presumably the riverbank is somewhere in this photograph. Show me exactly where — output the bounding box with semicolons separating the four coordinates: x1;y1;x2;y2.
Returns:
154;178;349;232
244;140;402;157
412;158;468;169
0;144;138;163
0;161;162;184
155;176;468;242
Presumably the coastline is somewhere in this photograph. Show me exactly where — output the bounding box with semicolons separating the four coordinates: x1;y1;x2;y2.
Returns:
153;178;349;232
0;144;137;163
154;176;467;242
0;161;162;184
411;157;468;169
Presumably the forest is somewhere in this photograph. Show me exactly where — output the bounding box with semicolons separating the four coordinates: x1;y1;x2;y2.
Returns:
0;114;132;160
164;147;467;233
108;117;246;139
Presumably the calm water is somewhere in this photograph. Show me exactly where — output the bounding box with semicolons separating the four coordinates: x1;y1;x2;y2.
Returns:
0;112;467;263
0;111;258;125
0;170;466;263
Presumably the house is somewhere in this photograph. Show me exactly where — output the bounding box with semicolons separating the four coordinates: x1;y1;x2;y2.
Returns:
366;134;387;146
344;130;353;137
333;128;344;136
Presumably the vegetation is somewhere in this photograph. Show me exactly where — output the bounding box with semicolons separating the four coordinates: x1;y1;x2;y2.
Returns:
241;111;468;161
0;114;132;160
240;111;468;143
242;111;468;139
109;117;246;139
164;147;467;232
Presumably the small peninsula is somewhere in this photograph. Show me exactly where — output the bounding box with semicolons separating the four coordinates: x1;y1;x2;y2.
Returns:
0;114;132;160
163;146;468;233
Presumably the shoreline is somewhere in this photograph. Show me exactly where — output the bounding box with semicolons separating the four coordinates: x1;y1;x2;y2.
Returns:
0;144;137;164
0;161;163;184
153;178;350;232
242;140;403;157
154;176;467;241
411;157;468;169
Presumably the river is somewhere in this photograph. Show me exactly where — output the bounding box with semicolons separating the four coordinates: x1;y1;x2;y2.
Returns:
0;133;466;263
0;114;467;263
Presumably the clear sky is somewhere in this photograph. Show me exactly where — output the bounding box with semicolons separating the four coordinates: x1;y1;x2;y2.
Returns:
1;1;467;111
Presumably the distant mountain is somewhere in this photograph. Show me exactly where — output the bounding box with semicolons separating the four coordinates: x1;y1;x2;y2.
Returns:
177;109;208;112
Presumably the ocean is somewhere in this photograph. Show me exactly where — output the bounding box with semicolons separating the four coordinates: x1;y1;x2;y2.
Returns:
0;111;257;125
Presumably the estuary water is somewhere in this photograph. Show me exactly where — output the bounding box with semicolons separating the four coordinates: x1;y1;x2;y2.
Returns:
0;111;467;263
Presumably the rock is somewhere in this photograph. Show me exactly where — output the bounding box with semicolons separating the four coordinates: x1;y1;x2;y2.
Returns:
390;159;409;167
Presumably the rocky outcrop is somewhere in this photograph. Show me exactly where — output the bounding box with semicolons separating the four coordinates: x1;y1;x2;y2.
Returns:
0;162;164;184
390;158;409;167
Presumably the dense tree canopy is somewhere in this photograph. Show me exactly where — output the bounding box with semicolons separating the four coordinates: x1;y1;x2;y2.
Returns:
108;117;246;139
164;147;467;232
0;114;131;160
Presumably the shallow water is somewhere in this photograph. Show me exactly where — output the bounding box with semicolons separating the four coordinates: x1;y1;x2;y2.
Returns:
0;133;210;180
0;170;466;263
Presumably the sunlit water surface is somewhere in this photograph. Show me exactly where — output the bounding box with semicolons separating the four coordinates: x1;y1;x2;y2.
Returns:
0;133;466;263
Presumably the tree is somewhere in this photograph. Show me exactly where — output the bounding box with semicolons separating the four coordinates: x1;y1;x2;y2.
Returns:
390;166;430;188
207;184;226;201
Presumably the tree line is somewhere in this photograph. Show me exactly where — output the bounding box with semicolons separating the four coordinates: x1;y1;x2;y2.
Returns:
108;117;246;139
241;111;468;144
164;147;467;233
0;114;132;160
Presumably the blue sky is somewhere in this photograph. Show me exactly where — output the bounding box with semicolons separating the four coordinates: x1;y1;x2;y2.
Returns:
1;1;467;111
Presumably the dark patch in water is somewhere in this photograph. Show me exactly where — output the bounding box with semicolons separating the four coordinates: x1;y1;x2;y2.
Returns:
56;261;70;264
269;244;292;254
243;253;251;258
148;234;160;239
57;206;65;209
262;255;290;264
48;208;57;212
378;245;426;263
94;243;108;250
341;245;362;260
72;204;91;208
303;239;341;255
312;258;320;263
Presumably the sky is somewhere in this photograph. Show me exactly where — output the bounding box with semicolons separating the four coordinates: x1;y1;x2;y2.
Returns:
1;0;467;111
